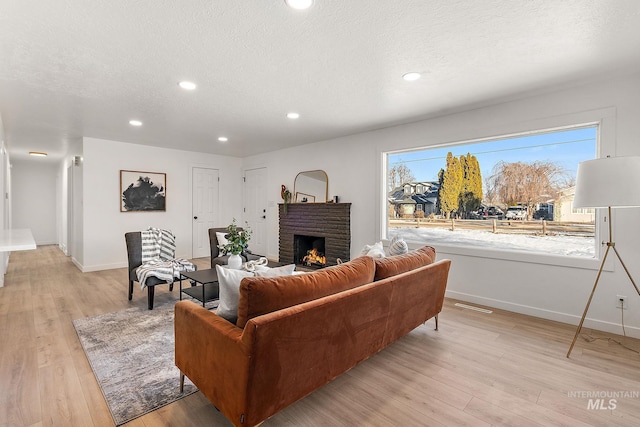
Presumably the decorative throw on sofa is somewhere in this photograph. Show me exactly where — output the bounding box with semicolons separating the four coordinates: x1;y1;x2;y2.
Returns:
136;228;195;289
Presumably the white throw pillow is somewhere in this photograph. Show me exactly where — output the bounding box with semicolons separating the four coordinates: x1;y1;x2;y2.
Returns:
359;242;378;256
360;241;385;259
216;232;229;256
388;235;409;256
254;264;296;277
215;265;253;321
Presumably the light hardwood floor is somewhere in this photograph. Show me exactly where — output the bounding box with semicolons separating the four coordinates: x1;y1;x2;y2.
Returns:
1;245;640;426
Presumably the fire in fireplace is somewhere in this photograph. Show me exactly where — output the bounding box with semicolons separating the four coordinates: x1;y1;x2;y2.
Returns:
303;248;326;267
294;234;327;268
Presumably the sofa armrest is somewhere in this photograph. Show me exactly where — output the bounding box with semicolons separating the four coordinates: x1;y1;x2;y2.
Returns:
174;301;252;425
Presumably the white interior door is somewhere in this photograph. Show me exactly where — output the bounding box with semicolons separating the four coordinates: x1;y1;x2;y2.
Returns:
244;167;267;256
192;167;219;258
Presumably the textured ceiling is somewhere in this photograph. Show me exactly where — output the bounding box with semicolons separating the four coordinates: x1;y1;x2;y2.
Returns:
1;0;640;162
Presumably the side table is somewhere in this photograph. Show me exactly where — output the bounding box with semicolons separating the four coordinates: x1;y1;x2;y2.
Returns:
180;268;219;308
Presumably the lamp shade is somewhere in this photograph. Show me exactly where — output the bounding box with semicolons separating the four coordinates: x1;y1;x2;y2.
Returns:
573;156;640;208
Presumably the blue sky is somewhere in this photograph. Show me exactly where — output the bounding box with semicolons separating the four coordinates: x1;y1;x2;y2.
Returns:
389;126;597;183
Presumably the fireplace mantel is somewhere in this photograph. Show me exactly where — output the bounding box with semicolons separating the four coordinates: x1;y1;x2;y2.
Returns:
279;203;351;266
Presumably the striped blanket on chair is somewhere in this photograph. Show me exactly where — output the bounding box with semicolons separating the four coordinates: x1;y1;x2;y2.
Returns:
136;228;196;289
141;227;176;262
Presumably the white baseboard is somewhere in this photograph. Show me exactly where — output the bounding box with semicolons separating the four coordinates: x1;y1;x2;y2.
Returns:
75;252;199;273
71;257;83;271
80;261;127;273
445;290;640;339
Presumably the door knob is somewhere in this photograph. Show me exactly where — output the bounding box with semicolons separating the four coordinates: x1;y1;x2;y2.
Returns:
193;216;198;220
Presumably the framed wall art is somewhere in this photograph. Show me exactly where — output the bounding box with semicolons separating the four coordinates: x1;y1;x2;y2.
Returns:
120;170;166;212
295;192;315;203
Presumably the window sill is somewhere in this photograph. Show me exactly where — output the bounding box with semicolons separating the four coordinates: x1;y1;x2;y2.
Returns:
400;240;610;271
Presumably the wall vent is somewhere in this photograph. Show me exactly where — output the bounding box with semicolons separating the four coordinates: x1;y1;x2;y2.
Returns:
454;303;493;314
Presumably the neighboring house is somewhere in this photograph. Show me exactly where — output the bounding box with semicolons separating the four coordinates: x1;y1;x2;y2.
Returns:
553;186;595;223
388;181;440;217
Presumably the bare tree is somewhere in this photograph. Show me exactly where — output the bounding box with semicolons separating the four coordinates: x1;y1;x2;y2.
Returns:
388;162;416;190
483;176;499;206
489;160;568;218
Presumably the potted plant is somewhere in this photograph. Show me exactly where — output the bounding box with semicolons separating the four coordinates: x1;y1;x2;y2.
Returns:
219;218;252;269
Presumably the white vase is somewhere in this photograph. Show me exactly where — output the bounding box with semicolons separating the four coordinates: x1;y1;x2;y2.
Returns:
227;253;242;269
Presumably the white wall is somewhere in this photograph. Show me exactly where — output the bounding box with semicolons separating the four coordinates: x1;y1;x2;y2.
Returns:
0;114;9;285
80;137;243;272
243;72;640;337
11;159;57;245
59;139;84;268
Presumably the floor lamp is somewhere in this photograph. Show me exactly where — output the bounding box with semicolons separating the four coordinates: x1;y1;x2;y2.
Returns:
567;156;640;358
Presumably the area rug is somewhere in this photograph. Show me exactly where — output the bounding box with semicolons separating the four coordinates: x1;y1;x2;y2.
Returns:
73;302;198;426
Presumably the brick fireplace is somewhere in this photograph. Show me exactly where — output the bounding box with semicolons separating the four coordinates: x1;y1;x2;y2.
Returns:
279;203;351;267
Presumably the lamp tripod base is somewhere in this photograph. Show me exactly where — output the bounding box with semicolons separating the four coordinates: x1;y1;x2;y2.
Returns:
567;239;640;358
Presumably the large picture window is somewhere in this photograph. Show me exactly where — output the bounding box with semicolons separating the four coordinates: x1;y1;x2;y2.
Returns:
385;125;598;258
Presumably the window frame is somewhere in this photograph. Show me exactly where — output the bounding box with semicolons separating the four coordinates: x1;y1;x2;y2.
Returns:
378;108;616;271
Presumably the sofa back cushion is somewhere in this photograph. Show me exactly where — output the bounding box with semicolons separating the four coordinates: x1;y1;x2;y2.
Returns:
373;245;436;281
236;256;375;328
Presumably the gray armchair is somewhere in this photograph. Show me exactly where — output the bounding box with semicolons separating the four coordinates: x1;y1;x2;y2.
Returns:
125;232;173;310
209;227;261;268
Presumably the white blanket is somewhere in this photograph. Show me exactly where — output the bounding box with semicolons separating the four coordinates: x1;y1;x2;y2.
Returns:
136;258;196;290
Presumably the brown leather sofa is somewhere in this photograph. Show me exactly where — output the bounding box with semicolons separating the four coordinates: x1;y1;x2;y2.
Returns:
175;246;450;426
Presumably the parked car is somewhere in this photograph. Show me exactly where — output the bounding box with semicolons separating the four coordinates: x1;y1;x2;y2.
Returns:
505;206;527;220
533;209;552;220
468;210;483;220
484;206;504;219
472;206;504;220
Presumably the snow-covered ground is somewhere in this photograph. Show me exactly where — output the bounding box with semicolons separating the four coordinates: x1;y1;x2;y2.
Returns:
390;226;595;258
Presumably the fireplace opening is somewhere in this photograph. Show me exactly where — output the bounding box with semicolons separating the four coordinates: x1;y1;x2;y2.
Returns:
294;235;326;268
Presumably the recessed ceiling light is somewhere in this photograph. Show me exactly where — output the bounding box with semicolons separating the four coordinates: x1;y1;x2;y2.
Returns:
178;81;197;90
129;120;143;126
287;112;300;119
285;0;313;10
218;137;228;142
29;151;47;157
402;72;421;81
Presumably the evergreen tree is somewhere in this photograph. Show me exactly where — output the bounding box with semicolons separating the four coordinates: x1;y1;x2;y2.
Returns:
457;153;483;217
439;152;462;218
470;154;483;202
458;154;469;215
436;168;444;214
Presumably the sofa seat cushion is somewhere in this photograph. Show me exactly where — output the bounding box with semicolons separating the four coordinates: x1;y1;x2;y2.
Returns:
373;245;436;281
236;256;375;328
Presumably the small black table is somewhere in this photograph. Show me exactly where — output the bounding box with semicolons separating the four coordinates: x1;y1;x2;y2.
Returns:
180;269;219;308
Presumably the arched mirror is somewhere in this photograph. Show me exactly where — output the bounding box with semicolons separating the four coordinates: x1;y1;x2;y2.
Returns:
293;170;328;203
